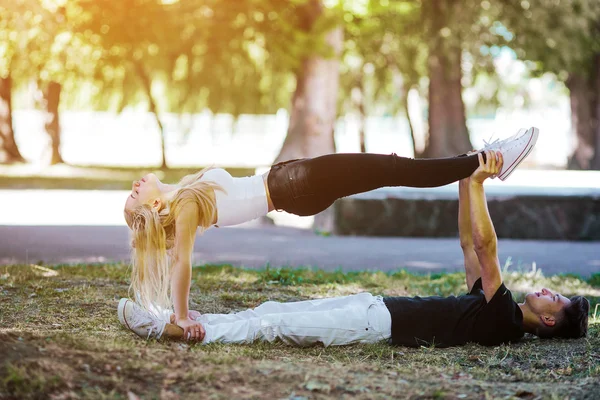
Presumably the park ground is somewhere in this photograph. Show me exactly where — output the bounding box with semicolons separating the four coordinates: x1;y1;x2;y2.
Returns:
1;263;599;400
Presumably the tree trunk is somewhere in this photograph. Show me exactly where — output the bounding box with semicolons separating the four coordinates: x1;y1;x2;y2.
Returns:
566;72;596;170
446;45;471;155
134;62;168;169
0;75;26;164
355;77;367;153
403;87;419;158
423;0;472;158
44;81;64;165
565;53;600;170
273;1;342;163
590;54;600;170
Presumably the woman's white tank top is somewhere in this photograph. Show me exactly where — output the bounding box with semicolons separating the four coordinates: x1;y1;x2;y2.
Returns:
199;168;269;227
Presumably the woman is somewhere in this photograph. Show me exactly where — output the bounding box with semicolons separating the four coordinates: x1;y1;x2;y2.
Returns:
123;127;539;341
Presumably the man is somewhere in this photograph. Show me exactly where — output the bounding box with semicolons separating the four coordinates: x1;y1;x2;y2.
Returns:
118;150;589;347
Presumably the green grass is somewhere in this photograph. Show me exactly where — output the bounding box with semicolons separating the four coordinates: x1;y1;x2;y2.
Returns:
1;263;599;399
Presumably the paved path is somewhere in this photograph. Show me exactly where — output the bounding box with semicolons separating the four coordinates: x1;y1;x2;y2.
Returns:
1;224;599;277
0;184;598;277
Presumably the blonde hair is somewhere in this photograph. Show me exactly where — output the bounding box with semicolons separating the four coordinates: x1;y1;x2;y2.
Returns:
124;167;223;313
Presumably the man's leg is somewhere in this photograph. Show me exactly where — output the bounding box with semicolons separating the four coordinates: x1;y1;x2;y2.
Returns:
197;293;374;325
202;294;391;346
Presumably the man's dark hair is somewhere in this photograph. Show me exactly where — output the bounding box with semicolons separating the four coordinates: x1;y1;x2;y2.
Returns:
538;296;590;339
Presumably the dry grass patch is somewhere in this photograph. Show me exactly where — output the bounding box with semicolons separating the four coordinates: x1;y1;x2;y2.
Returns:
1;263;599;399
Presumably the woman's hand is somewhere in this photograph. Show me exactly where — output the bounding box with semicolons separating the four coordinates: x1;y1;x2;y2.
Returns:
176;317;206;342
170;310;202;324
471;150;503;184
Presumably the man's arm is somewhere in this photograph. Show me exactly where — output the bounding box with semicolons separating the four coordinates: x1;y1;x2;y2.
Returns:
469;152;503;302
458;178;482;292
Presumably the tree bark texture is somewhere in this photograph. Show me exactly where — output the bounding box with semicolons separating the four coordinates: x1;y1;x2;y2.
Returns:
403;88;419;157
355;76;367;153
44;81;64;165
566;74;595;169
424;0;472;158
0;75;25;164
590;54;600;170
273;0;342;163
135;62;168;169
566;54;600;171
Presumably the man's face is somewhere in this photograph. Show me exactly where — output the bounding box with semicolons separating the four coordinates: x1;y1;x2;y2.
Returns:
524;288;571;320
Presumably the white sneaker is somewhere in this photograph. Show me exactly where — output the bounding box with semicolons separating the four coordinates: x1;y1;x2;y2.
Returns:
118;298;167;340
481;127;539;181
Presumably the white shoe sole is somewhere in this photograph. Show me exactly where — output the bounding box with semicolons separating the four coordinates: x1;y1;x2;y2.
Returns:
118;298;133;331
118;297;175;340
498;127;539;181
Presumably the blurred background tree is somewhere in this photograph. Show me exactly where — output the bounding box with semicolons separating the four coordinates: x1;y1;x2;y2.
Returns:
271;0;342;163
497;0;600;170
0;5;26;163
2;0;600;169
340;0;426;155
2;0;98;165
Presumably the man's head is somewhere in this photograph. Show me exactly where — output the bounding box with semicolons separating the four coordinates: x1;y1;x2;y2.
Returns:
521;288;589;339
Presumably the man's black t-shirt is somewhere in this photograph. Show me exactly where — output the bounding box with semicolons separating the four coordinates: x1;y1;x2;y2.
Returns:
383;278;524;347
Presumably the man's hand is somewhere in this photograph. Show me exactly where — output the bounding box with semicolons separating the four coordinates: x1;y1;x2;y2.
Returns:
471;150;503;184
176;317;206;342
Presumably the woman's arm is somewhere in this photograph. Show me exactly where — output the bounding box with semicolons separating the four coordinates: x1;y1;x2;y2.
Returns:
171;203;205;340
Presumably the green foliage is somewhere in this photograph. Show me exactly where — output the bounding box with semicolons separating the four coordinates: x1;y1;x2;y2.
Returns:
588;273;600;288
3;0;336;114
259;266;355;286
2;0;599;127
498;0;600;77
338;0;427;117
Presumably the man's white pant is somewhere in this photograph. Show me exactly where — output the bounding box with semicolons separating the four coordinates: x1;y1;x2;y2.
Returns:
196;292;392;347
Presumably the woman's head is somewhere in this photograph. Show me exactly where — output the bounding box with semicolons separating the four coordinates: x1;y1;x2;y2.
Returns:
123;168;222;313
124;173;172;225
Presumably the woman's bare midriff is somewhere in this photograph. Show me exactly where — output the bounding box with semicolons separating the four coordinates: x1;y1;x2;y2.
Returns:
262;171;275;212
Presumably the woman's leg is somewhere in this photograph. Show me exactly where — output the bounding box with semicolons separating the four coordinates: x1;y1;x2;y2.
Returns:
268;152;481;216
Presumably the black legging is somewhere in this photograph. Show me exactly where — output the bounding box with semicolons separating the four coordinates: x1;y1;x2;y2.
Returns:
267;152;480;216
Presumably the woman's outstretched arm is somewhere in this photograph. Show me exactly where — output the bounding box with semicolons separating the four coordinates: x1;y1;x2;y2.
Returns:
171;203;205;341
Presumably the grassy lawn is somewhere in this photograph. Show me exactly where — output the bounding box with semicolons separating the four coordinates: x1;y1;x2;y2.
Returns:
1;264;599;400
